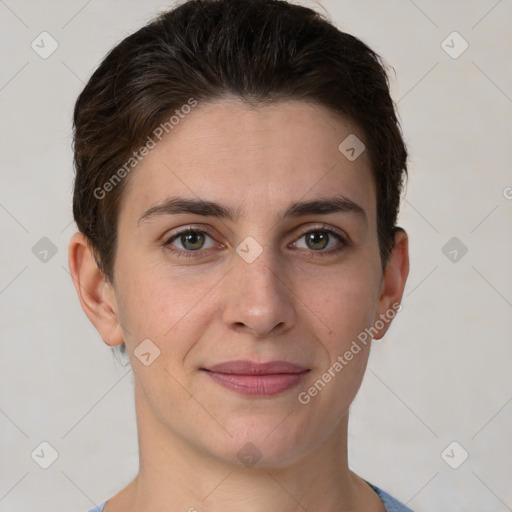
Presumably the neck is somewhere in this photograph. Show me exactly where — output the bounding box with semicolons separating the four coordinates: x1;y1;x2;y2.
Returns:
110;386;370;512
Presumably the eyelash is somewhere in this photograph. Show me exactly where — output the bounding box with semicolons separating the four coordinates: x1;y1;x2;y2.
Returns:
162;225;349;259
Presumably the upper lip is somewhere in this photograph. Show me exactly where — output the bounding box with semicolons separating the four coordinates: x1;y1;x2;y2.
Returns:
202;360;309;375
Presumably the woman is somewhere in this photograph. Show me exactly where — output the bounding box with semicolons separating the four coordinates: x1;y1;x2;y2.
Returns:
68;0;411;510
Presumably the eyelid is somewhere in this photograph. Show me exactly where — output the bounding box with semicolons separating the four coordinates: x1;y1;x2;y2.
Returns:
164;223;347;243
294;223;347;240
164;224;218;240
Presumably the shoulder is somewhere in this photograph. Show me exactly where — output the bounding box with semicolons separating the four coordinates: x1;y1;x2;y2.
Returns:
366;481;415;512
87;486;412;512
85;502;107;512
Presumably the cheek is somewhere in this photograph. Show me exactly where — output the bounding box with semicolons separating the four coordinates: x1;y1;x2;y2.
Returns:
318;263;380;398
117;260;217;361
297;259;381;344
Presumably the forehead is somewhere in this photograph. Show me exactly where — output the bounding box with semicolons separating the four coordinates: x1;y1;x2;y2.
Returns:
118;98;376;227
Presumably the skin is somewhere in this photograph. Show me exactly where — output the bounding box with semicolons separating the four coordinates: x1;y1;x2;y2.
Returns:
69;98;409;512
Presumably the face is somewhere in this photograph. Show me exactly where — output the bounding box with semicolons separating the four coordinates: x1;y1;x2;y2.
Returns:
74;98;407;468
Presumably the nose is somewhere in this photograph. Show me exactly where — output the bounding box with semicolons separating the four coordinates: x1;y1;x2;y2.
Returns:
221;244;297;339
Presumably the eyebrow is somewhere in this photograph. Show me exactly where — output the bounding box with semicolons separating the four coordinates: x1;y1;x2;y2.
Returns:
137;194;367;226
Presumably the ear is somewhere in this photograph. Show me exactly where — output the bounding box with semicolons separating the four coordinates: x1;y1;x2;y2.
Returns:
68;231;124;347
372;228;409;340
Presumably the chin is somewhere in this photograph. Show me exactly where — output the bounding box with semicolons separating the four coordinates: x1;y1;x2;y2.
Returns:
211;423;312;470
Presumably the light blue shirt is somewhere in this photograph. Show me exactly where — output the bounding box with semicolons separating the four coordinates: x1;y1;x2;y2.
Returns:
87;482;413;511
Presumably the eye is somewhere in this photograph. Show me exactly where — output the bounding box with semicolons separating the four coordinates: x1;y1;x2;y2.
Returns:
163;228;220;257
163;225;349;259
292;227;348;254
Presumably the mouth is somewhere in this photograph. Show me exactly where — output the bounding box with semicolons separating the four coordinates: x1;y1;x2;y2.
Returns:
200;360;310;396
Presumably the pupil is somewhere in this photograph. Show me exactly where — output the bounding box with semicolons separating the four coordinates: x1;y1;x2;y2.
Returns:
308;231;328;250
183;231;204;250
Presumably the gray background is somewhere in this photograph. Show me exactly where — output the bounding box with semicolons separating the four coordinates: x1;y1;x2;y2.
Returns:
1;1;511;511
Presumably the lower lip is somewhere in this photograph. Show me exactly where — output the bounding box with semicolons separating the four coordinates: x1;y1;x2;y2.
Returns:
203;370;309;396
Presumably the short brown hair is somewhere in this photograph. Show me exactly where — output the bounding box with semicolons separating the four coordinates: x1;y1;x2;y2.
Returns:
72;0;407;285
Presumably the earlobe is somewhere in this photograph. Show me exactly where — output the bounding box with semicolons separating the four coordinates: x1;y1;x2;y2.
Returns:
68;231;124;347
373;228;410;340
